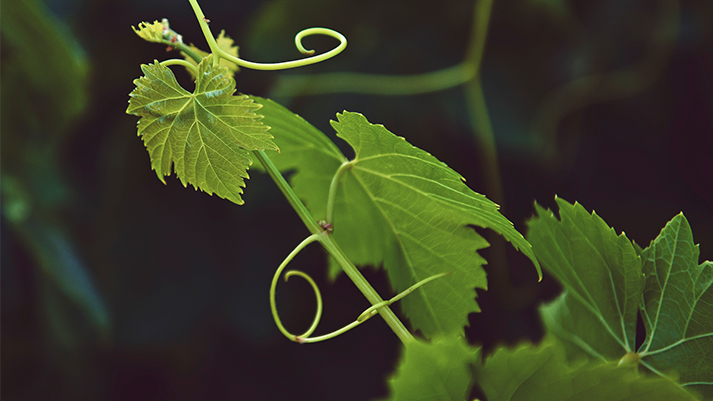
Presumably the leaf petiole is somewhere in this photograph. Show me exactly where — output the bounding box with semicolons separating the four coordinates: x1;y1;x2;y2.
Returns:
159;58;197;73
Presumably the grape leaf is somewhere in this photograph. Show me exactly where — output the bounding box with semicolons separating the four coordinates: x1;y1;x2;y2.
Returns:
330;112;540;338
246;105;540;337
247;96;346;216
528;198;712;398
383;336;479;401
476;336;696;401
126;55;276;205
183;30;240;78
527;197;643;360
638;214;713;397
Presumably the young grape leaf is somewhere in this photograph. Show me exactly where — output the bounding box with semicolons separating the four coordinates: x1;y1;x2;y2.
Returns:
247;96;347;216
382;336;479;401
638;214;713;397
527;197;643;360
132;20;164;43
330;112;540;338
126;55;276;205
476;336;696;401
183;30;240;78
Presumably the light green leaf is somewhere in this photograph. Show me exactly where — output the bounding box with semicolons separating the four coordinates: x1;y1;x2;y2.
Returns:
638;214;713;398
126;55;276;205
248;95;346;216
527;197;643;359
384;336;479;401
331;112;540;338
476;336;696;401
132;20;164;43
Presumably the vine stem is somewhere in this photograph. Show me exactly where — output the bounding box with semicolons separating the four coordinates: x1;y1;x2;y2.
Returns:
253;151;416;344
188;0;346;70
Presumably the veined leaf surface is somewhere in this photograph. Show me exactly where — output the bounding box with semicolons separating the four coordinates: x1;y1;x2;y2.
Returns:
249;105;540;338
331;112;540;338
638;214;713;397
529;198;712;398
126;55;276;205
476;336;696;401
528;197;643;360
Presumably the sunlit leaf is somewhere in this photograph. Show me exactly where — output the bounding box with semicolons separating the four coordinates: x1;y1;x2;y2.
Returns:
476;336;696;401
330;112;540;338
638;214;713;397
126;55;276;205
384;336;479;401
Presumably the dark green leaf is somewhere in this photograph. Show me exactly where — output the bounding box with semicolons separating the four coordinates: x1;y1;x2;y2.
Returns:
638;214;713;397
527;197;643;359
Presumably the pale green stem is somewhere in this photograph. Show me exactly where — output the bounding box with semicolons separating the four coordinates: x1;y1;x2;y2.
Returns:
162;40;203;64
272;63;476;97
187;0;346;71
324;161;353;225
252;150;415;344
160;58;198;73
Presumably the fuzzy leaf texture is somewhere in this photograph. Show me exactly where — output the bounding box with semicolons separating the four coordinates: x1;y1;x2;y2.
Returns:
383;336;479;401
528;198;712;398
476;336;696;401
126;55;276;205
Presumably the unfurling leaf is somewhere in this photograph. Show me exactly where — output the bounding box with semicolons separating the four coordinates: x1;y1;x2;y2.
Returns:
131;20;164;44
126;55;276;205
476;336;696;401
183;30;240;78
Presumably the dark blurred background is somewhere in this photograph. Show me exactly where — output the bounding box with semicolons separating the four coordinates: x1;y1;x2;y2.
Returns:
2;0;711;399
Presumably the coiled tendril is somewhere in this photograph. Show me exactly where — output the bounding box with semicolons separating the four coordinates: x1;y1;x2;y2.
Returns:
270;234;450;344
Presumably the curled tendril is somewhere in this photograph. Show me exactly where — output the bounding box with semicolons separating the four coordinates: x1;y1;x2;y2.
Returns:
270;233;451;344
188;0;346;71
